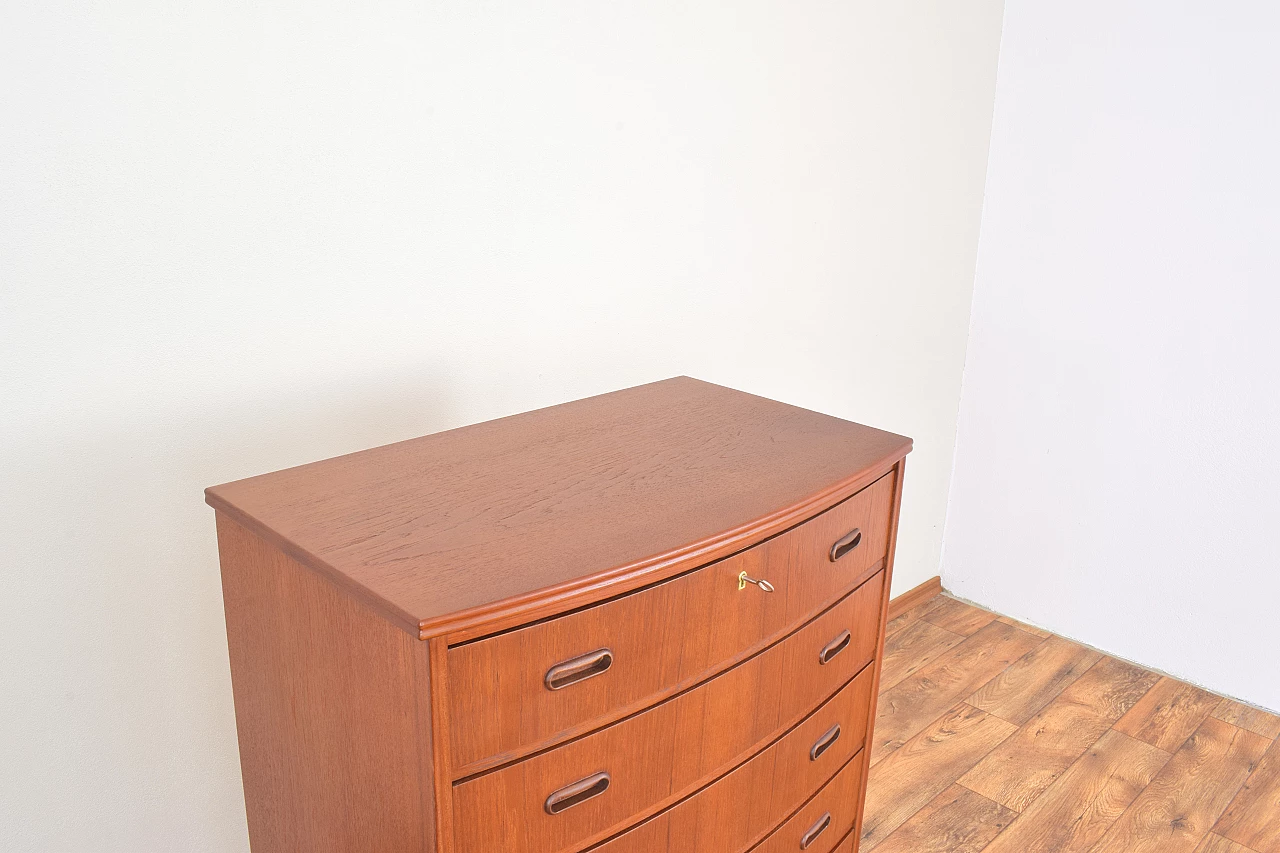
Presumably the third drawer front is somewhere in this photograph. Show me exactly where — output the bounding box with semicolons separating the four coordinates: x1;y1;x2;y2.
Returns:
751;754;865;853
588;666;873;853
451;572;884;853
447;471;896;776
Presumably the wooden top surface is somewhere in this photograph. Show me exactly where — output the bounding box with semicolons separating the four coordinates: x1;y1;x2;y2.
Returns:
206;377;911;638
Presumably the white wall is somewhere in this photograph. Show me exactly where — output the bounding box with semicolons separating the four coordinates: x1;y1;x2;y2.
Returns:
1;2;1004;849
944;0;1280;711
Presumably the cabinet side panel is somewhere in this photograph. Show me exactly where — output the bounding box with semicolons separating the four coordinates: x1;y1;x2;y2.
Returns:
216;512;428;853
852;458;907;853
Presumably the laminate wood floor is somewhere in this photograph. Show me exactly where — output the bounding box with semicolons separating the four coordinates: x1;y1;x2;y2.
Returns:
862;593;1280;853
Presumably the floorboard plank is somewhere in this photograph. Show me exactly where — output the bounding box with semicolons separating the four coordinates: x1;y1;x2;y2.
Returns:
1115;676;1224;753
920;597;998;637
871;622;1044;765
980;729;1169;853
1194;834;1260;853
1089;718;1270;853
871;784;1015;853
860;704;1017;850
957;656;1160;811
995;615;1051;639
878;619;966;693
967;635;1103;725
1214;736;1280;853
1213;699;1280;742
886;599;943;637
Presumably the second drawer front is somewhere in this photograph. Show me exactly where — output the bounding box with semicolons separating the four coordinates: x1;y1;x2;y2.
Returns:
447;471;895;775
451;572;884;853
589;666;874;853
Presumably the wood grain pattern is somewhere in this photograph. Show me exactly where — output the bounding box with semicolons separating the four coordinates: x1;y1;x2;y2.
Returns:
753;756;865;853
871;621;1043;764
450;585;880;853
870;784;1015;853
1115;676;1224;752
861;704;1018;849
589;679;873;853
1213;699;1280;741
1214;736;1280;853
446;480;892;776
995;615;1051;639
966;635;1102;725
207;376;911;638
885;576;941;623
1090;717;1269;853
877;618;965;693
958;656;1161;811
920;597;997;637
1057;656;1165;719
1194;833;1260;853
981;729;1170;853
885;599;935;638
215;514;430;853
866;596;1280;853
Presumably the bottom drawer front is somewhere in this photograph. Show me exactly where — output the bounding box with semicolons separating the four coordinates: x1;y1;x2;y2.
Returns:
752;755;864;853
452;572;883;853
591;666;875;853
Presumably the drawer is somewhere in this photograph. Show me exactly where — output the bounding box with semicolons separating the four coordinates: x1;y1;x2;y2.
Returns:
447;472;895;774
451;572;884;853
587;666;874;853
753;753;864;853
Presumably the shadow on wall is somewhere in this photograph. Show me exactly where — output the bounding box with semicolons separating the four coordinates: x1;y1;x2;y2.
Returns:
1;367;460;846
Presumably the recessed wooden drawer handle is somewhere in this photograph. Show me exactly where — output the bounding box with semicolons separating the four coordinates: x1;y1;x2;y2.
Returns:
829;528;862;562
818;629;851;665
809;724;841;761
544;772;611;815
544;649;614;691
799;812;832;849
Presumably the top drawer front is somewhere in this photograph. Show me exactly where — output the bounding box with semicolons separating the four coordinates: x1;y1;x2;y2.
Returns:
446;472;895;775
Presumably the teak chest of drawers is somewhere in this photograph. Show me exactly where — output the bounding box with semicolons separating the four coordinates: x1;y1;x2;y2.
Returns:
207;377;911;853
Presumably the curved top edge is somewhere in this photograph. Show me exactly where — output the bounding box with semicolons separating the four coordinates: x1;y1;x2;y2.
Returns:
425;448;909;643
207;445;909;643
204;378;913;641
